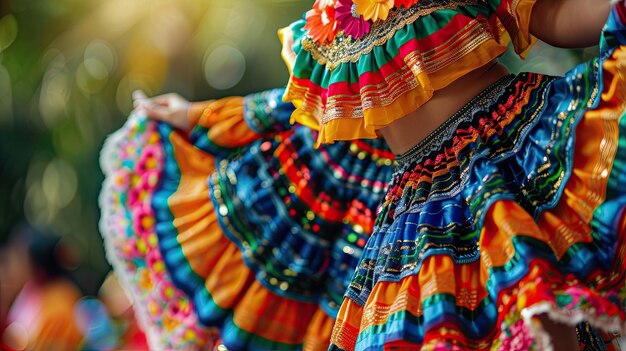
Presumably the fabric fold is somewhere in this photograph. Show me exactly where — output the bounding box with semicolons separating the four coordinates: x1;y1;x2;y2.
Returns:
280;0;539;144
329;6;626;348
102;88;395;350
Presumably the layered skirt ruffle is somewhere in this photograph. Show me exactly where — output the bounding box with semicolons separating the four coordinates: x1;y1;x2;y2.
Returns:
101;91;395;350
280;0;536;144
153;124;394;350
329;5;626;350
99;117;220;350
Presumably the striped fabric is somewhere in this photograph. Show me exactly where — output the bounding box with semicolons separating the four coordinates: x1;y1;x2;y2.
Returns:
102;88;396;350
329;5;626;349
280;0;535;144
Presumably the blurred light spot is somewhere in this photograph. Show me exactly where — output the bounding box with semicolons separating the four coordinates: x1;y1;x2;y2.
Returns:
39;52;69;128
203;44;245;90
224;0;264;42
42;158;78;208
84;40;117;73
24;180;54;227
78;41;116;93
116;75;154;114
84;58;109;80
148;6;191;57
98;0;146;35
25;157;77;228
125;36;168;90
0;14;18;53
1;322;28;351
76;61;107;94
74;298;118;349
0;64;13;124
9;0;33;13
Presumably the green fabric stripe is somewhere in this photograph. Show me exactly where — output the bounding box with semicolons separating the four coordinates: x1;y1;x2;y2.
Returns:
222;316;303;351
292;4;497;85
607;109;626;198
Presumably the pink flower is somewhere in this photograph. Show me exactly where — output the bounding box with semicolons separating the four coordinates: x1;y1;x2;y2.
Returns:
132;207;155;237
146;248;160;268
127;171;158;209
112;169;131;190
137;145;163;173
336;0;371;39
158;281;177;301
498;319;534;351
139;170;160;191
563;286;608;315
121;238;139;259
127;186;149;208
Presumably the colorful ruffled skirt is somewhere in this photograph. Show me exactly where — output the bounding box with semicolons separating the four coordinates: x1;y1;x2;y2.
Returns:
100;89;395;350
329;6;626;351
100;116;220;350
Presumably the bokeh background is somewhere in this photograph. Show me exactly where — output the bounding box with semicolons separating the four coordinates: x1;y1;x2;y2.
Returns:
0;0;597;295
0;0;311;294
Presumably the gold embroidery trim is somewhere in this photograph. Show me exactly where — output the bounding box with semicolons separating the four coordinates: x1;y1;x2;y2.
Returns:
301;0;483;70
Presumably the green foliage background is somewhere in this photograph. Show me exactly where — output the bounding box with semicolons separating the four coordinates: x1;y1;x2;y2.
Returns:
0;0;310;293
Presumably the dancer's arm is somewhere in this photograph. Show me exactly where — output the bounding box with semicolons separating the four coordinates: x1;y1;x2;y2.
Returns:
133;90;258;149
529;0;612;48
133;90;195;132
133;89;294;149
134;89;293;133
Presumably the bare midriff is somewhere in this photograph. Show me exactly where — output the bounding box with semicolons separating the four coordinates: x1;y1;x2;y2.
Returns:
380;59;511;155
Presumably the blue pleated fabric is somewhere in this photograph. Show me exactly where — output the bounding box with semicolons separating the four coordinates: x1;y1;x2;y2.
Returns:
330;5;626;350
150;88;395;350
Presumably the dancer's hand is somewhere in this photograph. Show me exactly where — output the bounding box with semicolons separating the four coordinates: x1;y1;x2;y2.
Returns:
133;90;191;131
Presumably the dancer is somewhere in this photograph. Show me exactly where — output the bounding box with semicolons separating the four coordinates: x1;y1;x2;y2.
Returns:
276;0;626;349
100;87;394;350
0;226;83;351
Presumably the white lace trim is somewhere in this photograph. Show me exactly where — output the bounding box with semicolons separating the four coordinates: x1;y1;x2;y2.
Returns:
99;114;211;351
98;114;164;350
521;302;626;351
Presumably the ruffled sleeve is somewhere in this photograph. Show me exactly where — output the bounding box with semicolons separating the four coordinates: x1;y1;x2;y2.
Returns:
187;88;295;154
279;0;539;145
488;0;537;56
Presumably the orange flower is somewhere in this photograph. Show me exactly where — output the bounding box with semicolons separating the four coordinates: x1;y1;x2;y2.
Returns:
305;3;339;43
315;0;337;9
353;0;394;22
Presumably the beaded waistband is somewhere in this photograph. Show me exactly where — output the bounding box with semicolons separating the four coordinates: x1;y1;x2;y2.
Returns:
396;74;516;164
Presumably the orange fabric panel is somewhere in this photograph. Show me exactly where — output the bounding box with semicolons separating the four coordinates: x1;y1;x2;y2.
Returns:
167;132;225;277
232;281;318;345
303;308;334;351
331;298;364;351
189;97;259;148
205;243;254;310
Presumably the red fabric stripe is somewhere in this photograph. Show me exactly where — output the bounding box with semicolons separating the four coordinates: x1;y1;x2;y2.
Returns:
294;12;498;104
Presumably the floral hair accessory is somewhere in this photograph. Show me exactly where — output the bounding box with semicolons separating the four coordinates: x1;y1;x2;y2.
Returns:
353;0;394;22
335;0;371;39
305;0;419;44
305;0;339;43
280;0;538;144
317;0;338;8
